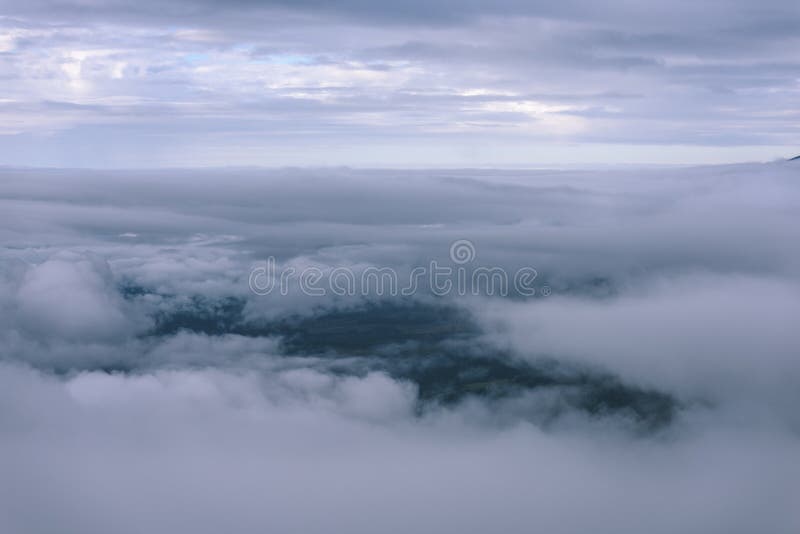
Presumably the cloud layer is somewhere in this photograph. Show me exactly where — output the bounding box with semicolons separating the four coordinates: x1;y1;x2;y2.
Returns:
0;0;798;165
1;162;799;532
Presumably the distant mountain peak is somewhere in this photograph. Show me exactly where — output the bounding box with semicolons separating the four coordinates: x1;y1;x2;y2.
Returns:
790;155;800;161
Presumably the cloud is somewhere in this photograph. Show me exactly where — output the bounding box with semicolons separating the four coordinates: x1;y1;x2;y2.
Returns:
0;0;798;165
14;251;142;341
470;273;800;428
1;162;799;532
0;363;799;534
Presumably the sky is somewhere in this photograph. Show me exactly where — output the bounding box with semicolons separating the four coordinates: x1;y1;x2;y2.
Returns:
0;0;798;167
2;2;800;530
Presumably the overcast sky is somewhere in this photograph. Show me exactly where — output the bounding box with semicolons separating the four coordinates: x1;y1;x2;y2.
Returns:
0;0;798;167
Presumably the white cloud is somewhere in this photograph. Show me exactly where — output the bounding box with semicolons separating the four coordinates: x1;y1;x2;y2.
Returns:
15;251;138;341
0;363;799;534
0;163;799;532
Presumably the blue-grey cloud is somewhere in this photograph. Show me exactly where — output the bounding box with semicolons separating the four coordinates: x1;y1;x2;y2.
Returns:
1;162;800;533
0;0;798;165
